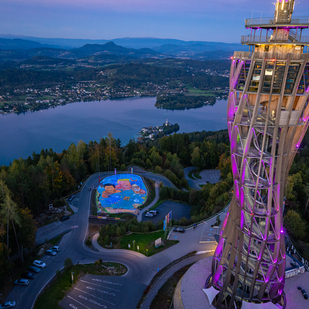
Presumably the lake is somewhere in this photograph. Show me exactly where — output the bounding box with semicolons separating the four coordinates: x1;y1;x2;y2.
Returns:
0;96;227;165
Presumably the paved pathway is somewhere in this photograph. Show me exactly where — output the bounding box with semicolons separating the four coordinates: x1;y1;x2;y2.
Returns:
199;169;221;184
35;214;77;244
34;168;172;243
141;253;214;308
137;181;160;222
9;168;223;309
142;200;191;225
92;222;218;282
199;206;229;243
183;167;200;190
285;271;309;309
131;166;177;189
184;167;221;191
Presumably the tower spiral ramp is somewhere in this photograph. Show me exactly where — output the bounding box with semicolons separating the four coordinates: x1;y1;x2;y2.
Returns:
206;1;309;308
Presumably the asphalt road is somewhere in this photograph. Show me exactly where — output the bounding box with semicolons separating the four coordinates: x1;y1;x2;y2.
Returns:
7;167;219;309
142;200;191;225
60;274;146;309
183;166;201;190
8;172;152;309
183;167;221;190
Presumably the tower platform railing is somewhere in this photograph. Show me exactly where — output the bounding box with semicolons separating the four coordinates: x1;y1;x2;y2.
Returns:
233;51;309;61
245;16;309;28
241;34;309;45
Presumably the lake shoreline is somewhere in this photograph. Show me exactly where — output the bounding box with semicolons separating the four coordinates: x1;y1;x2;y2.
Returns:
0;96;228;166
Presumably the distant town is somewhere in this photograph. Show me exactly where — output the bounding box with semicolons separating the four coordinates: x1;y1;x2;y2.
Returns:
0;62;229;114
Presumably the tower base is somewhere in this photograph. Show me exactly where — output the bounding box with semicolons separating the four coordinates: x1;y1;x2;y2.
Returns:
173;256;215;309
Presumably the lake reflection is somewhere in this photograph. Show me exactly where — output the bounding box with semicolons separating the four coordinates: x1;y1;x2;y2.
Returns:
0;97;227;165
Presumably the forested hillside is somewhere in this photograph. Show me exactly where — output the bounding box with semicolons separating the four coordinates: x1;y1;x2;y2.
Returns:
1;126;309;284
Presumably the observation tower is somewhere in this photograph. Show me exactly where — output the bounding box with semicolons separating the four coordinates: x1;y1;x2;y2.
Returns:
206;1;309;308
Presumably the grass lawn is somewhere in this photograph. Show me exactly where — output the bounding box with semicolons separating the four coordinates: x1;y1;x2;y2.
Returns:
150;263;193;309
118;230;178;256
188;170;195;180
49;234;64;247
188;170;202;180
34;262;127;309
194;171;202;179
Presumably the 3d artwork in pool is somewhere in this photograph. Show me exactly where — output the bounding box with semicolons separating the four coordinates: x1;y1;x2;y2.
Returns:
96;174;148;215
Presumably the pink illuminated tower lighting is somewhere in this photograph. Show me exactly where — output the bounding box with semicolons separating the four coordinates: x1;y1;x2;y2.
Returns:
206;1;309;308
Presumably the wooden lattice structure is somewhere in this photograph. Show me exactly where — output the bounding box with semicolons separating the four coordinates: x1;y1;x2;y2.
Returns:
207;1;309;308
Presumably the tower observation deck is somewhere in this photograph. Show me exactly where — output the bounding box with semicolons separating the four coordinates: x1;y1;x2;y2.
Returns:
206;1;309;308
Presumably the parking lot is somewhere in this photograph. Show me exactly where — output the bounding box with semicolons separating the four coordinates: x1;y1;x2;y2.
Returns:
60;274;146;309
142;200;191;224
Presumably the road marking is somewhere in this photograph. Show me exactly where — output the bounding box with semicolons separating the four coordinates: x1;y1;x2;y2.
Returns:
74;287;115;306
78;295;107;308
97;288;116;296
67;295;91;309
92;278;122;286
81;281;121;292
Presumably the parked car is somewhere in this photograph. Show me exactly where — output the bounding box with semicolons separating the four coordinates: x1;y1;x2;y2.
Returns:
173;227;185;233
50;246;60;252
14;279;30;286
302;289;308;300
28;266;40;273
33;260;46;268
21;271;35;279
145;212;154;217
46;249;57;256
0;301;16;308
60;215;70;221
148;210;158;216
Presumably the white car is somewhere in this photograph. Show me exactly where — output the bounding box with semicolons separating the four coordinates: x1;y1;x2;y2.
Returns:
148;210;158;216
46;249;57;256
50;246;60;252
14;279;29;286
0;301;16;308
33;260;46;268
145;212;154;217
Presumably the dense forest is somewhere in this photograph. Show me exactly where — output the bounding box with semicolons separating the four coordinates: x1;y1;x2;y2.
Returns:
1;125;309;283
155;93;216;110
0;62;228;94
0;129;229;278
283;131;309;260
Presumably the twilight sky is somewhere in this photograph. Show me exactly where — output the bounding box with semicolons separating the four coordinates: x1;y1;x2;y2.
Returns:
1;0;309;43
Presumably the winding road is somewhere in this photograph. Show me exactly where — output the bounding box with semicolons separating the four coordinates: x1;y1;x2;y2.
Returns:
6;168;218;309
